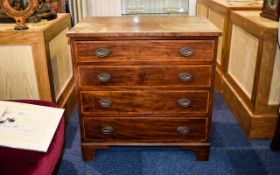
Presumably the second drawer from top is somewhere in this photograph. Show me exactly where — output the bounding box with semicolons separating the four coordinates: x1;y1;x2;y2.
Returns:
78;65;213;89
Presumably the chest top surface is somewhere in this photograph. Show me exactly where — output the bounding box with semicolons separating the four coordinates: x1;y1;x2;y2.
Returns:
67;16;221;38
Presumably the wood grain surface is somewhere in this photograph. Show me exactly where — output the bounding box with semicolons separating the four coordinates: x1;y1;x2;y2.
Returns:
49;28;73;101
68;15;220;160
75;40;215;63
269;47;280;105
67;16;221;37
208;9;224;64
81;90;209;114
78;65;212;89
83;117;208;142
0;45;39;99
228;24;259;98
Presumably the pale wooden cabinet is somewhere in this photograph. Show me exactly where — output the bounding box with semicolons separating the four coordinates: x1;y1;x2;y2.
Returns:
220;11;279;138
0;14;76;120
196;0;262;90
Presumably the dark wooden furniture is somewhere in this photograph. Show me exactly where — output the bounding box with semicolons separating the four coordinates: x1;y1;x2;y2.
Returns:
67;16;221;161
271;106;280;150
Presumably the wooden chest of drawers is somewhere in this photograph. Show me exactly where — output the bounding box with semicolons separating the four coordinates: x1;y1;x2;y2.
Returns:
67;16;221;161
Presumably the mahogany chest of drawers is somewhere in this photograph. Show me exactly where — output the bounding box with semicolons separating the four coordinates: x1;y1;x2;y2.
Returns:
67;16;221;161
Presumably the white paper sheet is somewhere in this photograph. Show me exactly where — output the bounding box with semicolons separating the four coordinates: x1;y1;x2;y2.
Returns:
0;101;64;152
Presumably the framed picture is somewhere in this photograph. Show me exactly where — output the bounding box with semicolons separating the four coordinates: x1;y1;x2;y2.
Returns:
260;0;280;21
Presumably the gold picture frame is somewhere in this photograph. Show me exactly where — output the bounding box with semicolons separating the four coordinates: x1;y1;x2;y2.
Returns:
260;0;280;21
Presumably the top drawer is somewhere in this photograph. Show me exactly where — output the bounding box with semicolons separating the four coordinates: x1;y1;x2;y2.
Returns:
75;40;215;63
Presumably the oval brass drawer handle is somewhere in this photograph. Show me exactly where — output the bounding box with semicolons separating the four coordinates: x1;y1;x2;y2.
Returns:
179;48;193;57
99;99;112;108
97;72;111;82
95;48;111;58
177;126;190;135
177;99;192;108
101;126;114;135
178;72;192;82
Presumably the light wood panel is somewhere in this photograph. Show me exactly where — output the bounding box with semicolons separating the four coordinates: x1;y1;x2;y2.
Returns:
49;28;73;102
196;2;208;18
208;9;224;64
208;10;224;33
269;47;280;105
228;24;259;98
0;45;39;99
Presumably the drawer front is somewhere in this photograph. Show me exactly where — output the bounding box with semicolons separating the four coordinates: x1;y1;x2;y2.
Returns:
75;40;215;62
81;91;209;114
83;117;208;142
79;65;212;88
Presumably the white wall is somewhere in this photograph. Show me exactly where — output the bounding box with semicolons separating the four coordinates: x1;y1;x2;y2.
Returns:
189;0;197;16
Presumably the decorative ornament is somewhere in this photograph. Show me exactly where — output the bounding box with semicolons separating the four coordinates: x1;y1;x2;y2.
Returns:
260;0;280;21
36;0;57;20
0;0;38;30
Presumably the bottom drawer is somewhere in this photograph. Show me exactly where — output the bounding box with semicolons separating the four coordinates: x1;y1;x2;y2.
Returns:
83;117;208;143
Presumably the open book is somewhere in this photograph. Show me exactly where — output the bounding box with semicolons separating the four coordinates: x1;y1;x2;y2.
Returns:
0;101;64;152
